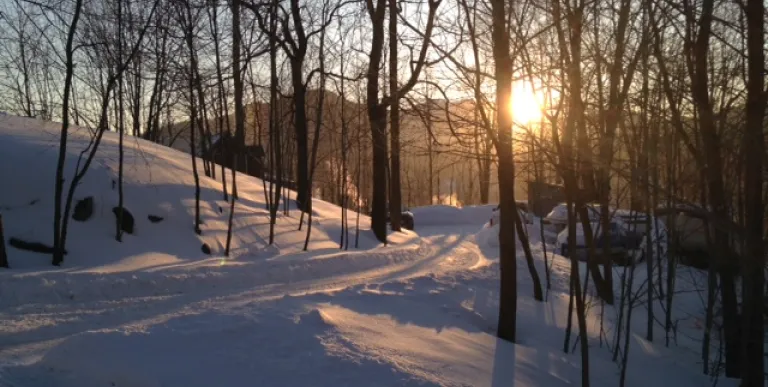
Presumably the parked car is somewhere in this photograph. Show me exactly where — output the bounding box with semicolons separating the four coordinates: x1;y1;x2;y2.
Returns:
543;203;602;234
545;204;649;236
556;220;638;266
550;204;668;266
654;204;727;269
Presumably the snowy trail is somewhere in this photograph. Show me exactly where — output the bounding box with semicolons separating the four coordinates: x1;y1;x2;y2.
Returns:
0;223;729;387
0;225;484;362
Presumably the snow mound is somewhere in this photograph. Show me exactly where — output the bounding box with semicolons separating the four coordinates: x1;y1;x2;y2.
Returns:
298;308;332;327
409;204;495;227
0;115;415;273
474;220;549;251
475;224;500;248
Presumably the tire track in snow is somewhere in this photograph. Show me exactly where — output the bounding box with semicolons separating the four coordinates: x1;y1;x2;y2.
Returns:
0;227;486;355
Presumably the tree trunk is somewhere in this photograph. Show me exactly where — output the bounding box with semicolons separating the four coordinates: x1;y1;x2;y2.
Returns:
355;92;363;248
303;20;327;251
227;0;247;252
225;161;238;256
339;30;349;249
564;267;574;352
619;260;637;387
490;0;517;343
192;53;212;179
515;206;543;301
0;214;9;268
131;55;142;138
268;0;282;245
231;0;246;177
52;0;84;266
691;0;740;376
640;37;652;341
210;2;229;201
740;0;765;383
596;0;636;310
553;1;591;382
116;0;125;243
183;2;202;235
188;69;202;235
388;0;402;232
365;0;388;243
427;108;434;204
292;60;309;212
366;0;438;241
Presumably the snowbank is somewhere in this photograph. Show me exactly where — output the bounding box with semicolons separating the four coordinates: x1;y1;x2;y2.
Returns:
0;115;415;273
0;115;428;308
475;224;501;248
409;204;496;227
474;218;552;251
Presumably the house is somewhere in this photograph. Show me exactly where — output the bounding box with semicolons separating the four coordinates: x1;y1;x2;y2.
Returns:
527;181;597;217
205;132;266;178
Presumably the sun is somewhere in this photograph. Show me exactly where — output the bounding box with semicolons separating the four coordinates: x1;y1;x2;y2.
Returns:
509;81;542;126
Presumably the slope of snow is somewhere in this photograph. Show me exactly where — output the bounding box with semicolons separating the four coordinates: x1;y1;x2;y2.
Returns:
0;115;415;271
0;115;735;387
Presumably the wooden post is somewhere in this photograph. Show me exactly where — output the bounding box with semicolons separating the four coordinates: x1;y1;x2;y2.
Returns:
0;213;8;268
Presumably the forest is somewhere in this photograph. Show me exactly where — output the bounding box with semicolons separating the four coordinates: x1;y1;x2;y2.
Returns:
0;0;765;385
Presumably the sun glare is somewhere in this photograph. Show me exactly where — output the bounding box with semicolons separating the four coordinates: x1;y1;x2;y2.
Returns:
510;81;543;126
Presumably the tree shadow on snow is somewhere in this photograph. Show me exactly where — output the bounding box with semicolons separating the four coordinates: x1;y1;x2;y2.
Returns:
0;307;435;387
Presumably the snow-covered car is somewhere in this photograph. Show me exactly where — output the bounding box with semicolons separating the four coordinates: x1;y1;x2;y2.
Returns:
556;220;635;265
555;213;668;266
543;203;605;234
544;204;651;235
489;201;532;227
613;209;651;236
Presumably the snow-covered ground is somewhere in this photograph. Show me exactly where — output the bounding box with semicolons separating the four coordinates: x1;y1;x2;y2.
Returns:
0;115;734;386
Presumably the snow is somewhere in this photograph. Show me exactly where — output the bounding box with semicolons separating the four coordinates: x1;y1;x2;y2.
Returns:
545;203;606;224
409;204;497;227
0;115;414;272
0;115;736;387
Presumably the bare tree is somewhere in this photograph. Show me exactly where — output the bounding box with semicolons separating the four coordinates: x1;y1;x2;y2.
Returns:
53;0;158;266
551;0;591;382
364;0;440;243
116;0;127;242
488;0;517;343
267;0;282;244
302;1;328;251
227;0;247;252
208;1;230;201
52;0;85;266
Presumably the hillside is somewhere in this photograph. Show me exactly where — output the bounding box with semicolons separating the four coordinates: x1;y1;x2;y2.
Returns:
0;114;416;273
152;90;517;208
0;115;735;387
